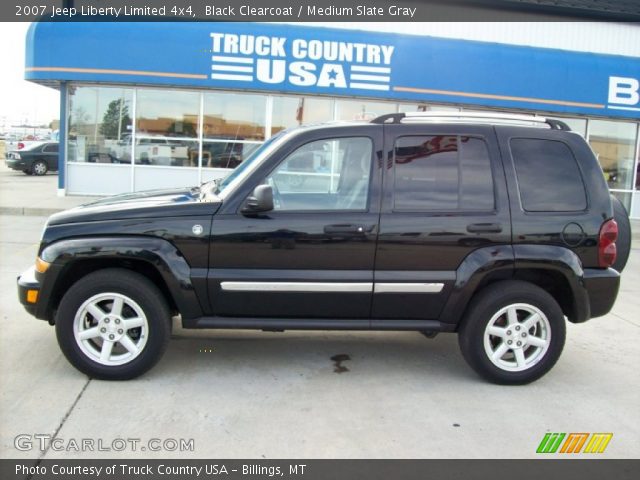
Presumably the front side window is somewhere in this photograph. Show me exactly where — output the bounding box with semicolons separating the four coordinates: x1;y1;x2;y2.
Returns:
265;137;373;211
393;135;495;211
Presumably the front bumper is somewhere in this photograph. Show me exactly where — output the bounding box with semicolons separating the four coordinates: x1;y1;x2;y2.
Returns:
583;267;620;319
17;266;40;317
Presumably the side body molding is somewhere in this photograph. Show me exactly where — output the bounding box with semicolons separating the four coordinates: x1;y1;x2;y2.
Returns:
39;236;203;320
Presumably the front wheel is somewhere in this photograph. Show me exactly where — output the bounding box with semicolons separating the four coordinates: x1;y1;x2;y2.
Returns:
55;269;171;380
458;281;566;385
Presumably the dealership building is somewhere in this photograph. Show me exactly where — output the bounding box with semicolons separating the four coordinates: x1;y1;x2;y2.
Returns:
25;21;640;216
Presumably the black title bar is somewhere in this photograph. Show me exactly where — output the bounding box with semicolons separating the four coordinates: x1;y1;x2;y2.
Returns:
4;0;640;22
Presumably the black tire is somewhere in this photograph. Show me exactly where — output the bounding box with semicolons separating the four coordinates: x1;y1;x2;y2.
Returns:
23;169;33;175
55;269;171;380
611;195;631;273
31;160;48;176
458;281;566;385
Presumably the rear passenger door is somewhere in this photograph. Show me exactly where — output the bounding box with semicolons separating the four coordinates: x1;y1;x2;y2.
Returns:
373;125;511;320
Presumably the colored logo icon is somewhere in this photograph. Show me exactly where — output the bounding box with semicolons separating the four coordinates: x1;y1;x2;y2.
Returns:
536;433;613;454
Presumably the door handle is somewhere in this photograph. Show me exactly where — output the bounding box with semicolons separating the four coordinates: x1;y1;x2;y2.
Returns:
466;223;502;234
324;224;374;234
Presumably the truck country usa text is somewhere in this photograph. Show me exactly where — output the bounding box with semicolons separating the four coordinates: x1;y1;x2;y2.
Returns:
209;33;396;91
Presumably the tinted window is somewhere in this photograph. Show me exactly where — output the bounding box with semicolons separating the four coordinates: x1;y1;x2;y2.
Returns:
393;135;494;211
511;139;587;212
43;144;59;153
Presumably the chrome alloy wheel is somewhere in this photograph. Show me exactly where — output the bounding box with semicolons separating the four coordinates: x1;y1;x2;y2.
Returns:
483;303;551;372
33;162;47;175
73;293;149;366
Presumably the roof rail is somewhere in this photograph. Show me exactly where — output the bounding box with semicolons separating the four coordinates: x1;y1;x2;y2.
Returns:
371;111;571;131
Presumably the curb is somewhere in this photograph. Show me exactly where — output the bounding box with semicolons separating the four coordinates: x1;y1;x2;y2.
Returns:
0;206;66;216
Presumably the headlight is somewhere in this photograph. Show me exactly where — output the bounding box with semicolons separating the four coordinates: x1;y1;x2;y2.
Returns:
35;256;50;273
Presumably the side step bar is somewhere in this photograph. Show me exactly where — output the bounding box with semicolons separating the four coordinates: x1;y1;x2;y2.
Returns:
188;317;456;332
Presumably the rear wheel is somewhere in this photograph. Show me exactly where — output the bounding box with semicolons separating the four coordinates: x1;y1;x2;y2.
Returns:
31;160;48;176
55;269;171;380
458;281;566;385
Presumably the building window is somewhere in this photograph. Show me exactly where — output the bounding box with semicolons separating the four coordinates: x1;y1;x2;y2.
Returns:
271;96;334;135
68;86;133;163
135;89;199;167
335;99;396;121
400;104;459;113
588;120;637;192
202;92;265;169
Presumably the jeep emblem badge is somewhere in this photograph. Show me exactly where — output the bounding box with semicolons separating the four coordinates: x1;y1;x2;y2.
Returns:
192;224;204;236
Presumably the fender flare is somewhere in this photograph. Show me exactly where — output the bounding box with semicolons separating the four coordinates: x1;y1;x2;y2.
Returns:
441;244;590;326
39;236;203;320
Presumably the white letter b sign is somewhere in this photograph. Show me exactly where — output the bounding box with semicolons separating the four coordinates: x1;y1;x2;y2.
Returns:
608;76;639;106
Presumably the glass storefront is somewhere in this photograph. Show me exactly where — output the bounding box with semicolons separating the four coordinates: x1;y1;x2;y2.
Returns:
271;96;334;133
588;120;638;212
68;86;133;164
65;84;640;217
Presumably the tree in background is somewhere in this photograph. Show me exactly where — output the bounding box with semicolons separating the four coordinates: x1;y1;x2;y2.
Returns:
100;99;131;139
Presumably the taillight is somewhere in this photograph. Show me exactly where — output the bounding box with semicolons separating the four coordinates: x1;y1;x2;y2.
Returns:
598;219;618;268
18;142;25;149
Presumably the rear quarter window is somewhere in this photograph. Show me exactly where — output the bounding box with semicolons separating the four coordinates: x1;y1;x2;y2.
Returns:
510;138;587;212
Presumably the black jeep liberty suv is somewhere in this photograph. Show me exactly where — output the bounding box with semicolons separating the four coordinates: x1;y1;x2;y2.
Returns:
18;112;630;384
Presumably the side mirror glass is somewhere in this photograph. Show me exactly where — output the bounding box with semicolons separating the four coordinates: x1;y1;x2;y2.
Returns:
242;184;273;213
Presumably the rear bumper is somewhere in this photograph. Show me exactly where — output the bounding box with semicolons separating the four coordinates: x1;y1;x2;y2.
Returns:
17;266;40;317
582;267;620;320
6;158;26;170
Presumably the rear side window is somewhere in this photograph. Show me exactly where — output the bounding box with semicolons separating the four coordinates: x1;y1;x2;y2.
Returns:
393;135;494;211
43;144;58;153
510;138;587;212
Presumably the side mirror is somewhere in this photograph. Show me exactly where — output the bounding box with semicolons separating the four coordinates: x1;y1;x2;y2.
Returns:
242;184;273;213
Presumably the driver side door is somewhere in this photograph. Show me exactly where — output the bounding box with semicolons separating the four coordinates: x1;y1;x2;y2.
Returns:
207;127;383;320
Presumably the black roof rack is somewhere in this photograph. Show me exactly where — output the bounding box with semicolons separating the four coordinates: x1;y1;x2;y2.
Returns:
371;112;571;131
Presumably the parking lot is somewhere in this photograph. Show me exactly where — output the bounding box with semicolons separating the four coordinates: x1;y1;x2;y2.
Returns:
0;165;639;459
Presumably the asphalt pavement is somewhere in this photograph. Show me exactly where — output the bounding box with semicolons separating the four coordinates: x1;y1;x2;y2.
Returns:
0;163;639;459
